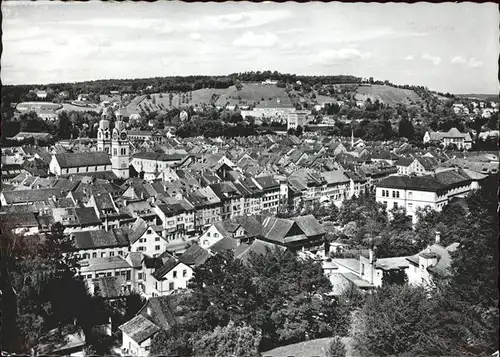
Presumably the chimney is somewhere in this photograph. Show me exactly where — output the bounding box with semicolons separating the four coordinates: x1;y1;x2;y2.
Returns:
435;231;441;244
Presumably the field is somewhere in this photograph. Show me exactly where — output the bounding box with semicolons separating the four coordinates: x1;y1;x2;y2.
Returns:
355;84;421;105
262;337;356;357
16;102;62;112
58;103;101;113
126;83;293;114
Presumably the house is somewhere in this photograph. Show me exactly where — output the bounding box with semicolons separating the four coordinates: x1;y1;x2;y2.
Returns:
423;128;473;150
287;110;308;131
52;207;102;233
197;220;246;249
1;187;63;206
78;255;135;292
119;294;184;356
259;214;326;253
149;255;193;296
129;218;168;257
49;152;112;176
11;132;53;142
375;169;473;223
406;232;459;286
72;228;130;260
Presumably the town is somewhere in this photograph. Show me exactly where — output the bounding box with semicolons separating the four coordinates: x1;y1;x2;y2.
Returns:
1;2;498;357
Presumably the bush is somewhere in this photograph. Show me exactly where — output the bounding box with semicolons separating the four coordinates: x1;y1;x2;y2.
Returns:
192;321;261;357
327;337;346;357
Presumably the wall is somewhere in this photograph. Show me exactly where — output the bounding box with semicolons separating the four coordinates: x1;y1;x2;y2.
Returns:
131;227;167;258
198;225;224;249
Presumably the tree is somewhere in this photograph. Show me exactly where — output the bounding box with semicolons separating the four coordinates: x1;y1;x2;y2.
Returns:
248;247;349;349
296;125;304;136
398;117;414;139
327;336;347;357
151;325;194;357
57;111;73;139
192;321;261;357
352;284;447;356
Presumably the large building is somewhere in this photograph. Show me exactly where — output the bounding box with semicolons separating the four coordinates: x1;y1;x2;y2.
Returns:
375;169;473;223
423;128;473;150
287;110;308;131
49;152;112;176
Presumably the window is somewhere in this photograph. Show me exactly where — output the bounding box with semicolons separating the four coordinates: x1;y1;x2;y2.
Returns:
207;232;211;237
183;270;187;277
137;247;145;252
169;282;174;290
113;148;117;156
382;190;385;197
92;252;97;258
101;252;106;258
155;237;160;241
173;271;177;278
109;252;114;257
383;201;387;207
421;264;424;271
138;273;144;280
147;229;152;234
361;263;365;275
214;233;219;238
155;245;160;251
118;251;123;256
396;191;400;198
106;272;112;277
155;282;158;290
392;191;396;198
203;240;209;246
393;202;398;209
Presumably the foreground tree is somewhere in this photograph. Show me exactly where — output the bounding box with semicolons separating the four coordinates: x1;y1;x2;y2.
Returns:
192;321;261;357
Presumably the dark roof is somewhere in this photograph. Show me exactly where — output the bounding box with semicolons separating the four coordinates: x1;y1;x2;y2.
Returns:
178;244;211;267
132;152;185;162
254;176;279;190
73;229;129;250
377;175;446;192
209;236;239;253
119;315;160;344
291;215;325;237
395;157;413;167
54;152;111;168
128;218;148;244
1;188;63;204
139;294;185;329
0;212;39;228
75;207;102;225
237;239;285;263
152;256;180;280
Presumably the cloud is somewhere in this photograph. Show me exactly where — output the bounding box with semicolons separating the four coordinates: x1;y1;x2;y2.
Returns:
404;55;414;61
451;55;466;64
422;53;441;65
451;55;483;68
233;31;279;48
468;57;483;68
189;33;204;42
314;48;371;65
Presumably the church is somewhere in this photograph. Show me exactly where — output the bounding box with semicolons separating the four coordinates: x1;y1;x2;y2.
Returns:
49;110;130;179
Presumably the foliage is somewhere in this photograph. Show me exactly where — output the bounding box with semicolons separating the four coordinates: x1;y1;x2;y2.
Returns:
326;336;347;357
398;117;415;139
151;324;194;357
0;222;95;353
192;321;261;357
353;284;446;356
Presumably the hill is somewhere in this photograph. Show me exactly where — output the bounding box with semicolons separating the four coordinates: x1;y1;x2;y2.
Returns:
456;94;498;102
355;84;421;105
126;82;293;113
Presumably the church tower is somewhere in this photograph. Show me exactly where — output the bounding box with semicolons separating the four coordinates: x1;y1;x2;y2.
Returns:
97;110;111;154
111;118;130;179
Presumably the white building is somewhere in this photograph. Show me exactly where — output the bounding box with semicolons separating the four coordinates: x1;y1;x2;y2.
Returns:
423;128;473;150
287;110;308;131
375;170;473;223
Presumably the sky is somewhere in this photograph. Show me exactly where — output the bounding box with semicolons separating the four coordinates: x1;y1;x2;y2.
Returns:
2;1;498;94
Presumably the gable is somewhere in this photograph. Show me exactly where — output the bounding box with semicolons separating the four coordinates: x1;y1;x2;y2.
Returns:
284;222;304;238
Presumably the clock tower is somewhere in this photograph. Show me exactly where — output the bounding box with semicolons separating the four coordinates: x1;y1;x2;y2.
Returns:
111;119;130;179
97;111;111;154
